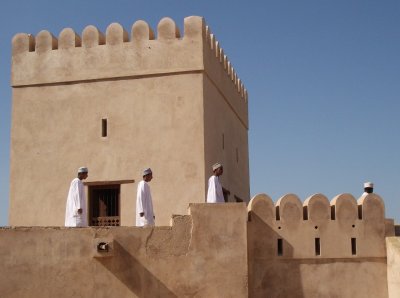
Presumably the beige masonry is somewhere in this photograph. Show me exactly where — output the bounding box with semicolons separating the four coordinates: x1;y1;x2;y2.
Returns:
1;195;398;297
0;204;249;297
387;237;400;297
6;16;400;298
247;192;395;297
9;16;249;226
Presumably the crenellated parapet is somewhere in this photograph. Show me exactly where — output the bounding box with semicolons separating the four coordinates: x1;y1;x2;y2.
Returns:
11;16;248;126
248;193;394;259
202;25;248;127
11;17;202;85
203;26;247;102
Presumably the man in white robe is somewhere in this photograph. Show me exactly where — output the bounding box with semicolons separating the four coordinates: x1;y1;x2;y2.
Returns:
65;167;88;227
207;163;229;203
136;168;155;227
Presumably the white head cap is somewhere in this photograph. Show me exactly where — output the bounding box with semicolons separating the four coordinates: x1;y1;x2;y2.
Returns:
143;168;152;176
212;163;222;171
78;167;88;173
364;182;373;188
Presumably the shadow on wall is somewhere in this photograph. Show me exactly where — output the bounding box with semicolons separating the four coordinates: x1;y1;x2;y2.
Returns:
248;212;304;298
97;241;177;298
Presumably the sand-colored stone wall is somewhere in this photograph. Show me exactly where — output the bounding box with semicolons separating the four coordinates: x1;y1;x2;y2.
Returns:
10;74;206;226
11;18;204;86
1;199;398;297
387;237;400;298
201;26;250;201
203;75;250;202
247;193;394;298
9;16;250;226
1;203;248;298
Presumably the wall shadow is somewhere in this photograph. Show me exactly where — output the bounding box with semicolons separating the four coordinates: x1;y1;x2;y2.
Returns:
96;240;177;298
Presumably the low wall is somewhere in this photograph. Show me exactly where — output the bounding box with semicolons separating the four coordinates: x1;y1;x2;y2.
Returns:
0;197;397;298
247;193;393;298
0;203;248;298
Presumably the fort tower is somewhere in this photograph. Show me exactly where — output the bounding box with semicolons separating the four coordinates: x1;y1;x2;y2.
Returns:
9;16;249;226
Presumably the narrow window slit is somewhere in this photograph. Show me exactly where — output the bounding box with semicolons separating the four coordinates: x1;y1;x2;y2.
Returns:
102;119;108;137
331;205;336;220
315;238;321;256
351;238;357;255
358;205;363;219
276;206;280;220
277;238;283;256
222;133;224;150
303;206;308;220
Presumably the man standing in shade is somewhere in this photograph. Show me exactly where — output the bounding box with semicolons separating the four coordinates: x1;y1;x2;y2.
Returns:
136;168;155;227
65;167;88;227
207;163;229;203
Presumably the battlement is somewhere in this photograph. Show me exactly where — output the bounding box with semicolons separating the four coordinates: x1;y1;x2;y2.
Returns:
11;17;201;85
11;17;247;121
203;25;248;102
248;193;394;259
12;17;246;93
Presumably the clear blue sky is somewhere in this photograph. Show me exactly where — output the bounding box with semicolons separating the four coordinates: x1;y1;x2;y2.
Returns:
1;0;399;225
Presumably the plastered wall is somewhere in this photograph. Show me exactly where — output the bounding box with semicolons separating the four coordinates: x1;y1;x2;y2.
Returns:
10;74;206;226
1;199;398;297
7;15;399;297
387;237;400;298
202;23;250;203
0;203;248;298
9;16;250;226
203;75;250;202
247;192;395;298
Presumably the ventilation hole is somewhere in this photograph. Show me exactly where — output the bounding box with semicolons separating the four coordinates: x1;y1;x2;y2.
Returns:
352;224;355;228
102;119;107;137
315;238;321;256
351;238;357;255
277;238;283;256
278;226;281;230
314;226;318;229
